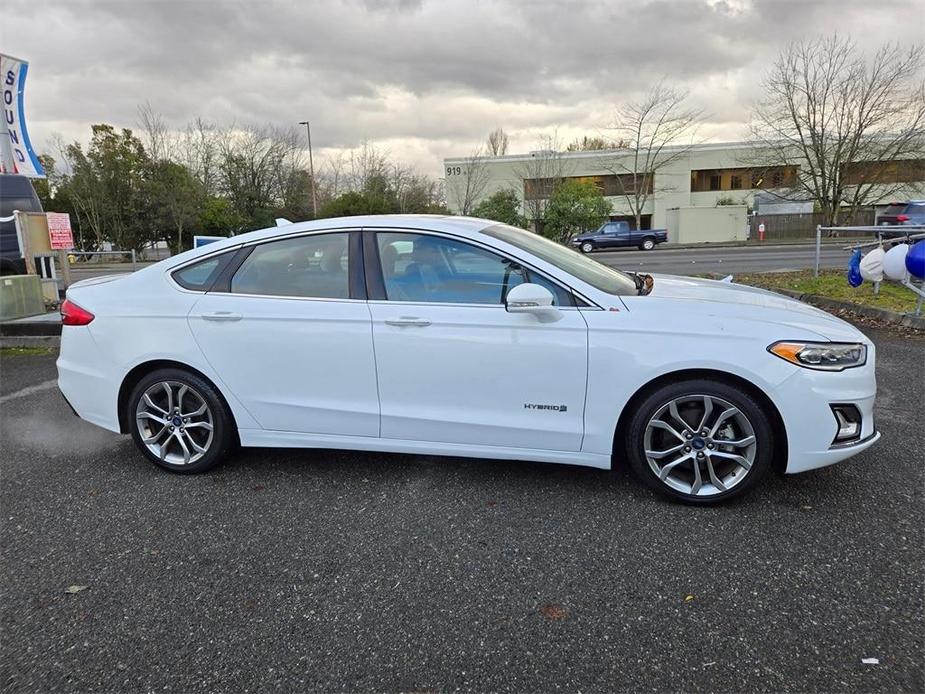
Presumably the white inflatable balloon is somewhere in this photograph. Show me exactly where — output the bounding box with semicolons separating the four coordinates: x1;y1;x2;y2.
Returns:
882;243;910;281
859;247;885;282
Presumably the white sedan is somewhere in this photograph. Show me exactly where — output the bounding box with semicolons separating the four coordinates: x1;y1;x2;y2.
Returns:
57;215;880;504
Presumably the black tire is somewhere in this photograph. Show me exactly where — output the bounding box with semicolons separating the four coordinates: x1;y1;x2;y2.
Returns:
580;241;595;254
639;237;656;251
624;379;774;505
127;367;235;473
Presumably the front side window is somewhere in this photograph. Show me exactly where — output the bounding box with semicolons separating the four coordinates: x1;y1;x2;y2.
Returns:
231;233;349;299
376;232;572;305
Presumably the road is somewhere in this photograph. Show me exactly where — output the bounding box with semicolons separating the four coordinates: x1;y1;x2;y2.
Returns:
1;327;922;693
64;243;852;285
592;242;852;276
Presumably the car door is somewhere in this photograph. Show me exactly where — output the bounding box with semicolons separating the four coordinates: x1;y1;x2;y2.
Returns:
366;230;589;452
599;224;618;248
613;223;632;247
187;230;379;437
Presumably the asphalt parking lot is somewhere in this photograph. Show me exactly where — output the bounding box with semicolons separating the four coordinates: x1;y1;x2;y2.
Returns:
1;326;922;693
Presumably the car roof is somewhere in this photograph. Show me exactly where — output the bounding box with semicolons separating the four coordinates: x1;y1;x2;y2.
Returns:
165;215;497;269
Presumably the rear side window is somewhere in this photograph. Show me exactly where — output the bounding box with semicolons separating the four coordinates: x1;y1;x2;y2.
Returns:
231;233;349;299
172;252;234;291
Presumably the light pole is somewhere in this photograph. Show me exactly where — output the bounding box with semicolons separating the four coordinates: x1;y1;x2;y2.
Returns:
298;120;318;218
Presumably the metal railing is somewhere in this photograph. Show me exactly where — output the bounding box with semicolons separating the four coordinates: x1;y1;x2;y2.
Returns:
814;224;925;316
65;250;138;273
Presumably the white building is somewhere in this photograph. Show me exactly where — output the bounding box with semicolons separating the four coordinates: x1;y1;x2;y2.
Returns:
443;141;925;241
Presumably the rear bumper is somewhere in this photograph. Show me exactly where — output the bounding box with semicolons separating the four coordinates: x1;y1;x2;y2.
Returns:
56;326;121;433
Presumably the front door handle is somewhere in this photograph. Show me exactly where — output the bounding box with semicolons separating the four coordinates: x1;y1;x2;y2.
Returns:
202;311;243;322
384;316;431;327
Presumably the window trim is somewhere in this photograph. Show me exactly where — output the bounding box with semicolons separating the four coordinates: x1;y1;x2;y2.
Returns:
169;248;241;293
364;228;586;308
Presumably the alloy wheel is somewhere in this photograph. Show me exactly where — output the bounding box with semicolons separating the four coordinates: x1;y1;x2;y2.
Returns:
643;394;757;497
581;242;594;253
135;381;214;465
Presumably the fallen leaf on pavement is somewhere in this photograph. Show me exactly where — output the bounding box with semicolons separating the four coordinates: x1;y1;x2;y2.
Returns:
539;604;568;620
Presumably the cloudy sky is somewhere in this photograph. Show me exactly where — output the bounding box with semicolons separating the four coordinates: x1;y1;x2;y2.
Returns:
6;0;924;176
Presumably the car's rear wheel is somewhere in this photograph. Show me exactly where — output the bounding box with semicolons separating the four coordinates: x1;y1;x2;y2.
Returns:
639;237;656;251
580;241;595;253
128;368;234;473
625;379;773;504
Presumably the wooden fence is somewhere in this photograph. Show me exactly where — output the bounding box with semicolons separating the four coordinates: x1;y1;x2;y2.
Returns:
750;211;875;240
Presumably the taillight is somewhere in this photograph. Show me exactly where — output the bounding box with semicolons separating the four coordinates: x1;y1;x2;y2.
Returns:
60;299;95;326
896;215;909;222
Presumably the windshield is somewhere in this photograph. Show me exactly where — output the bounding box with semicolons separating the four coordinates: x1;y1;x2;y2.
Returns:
481;223;639;296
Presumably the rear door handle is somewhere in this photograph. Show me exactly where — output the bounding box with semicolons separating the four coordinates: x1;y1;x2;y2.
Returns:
202;311;243;322
384;317;431;327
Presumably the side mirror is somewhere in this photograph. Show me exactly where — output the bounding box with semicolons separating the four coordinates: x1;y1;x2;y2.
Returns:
505;283;561;321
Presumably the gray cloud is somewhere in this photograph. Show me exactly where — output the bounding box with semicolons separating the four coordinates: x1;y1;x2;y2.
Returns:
7;0;924;175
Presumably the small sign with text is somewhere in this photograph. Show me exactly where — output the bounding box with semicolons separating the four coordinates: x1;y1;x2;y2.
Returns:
47;212;75;249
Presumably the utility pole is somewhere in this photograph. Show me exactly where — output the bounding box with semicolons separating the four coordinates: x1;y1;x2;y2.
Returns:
298;120;318;218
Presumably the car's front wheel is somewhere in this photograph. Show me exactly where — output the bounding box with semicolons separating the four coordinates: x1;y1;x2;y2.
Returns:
128;368;235;473
580;241;595;253
624;379;773;504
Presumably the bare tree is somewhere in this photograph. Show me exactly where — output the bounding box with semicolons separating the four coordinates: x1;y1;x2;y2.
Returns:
446;147;491;215
601;82;702;230
137;102;175;163
514;133;572;230
566;135;628;151
345;139;391;192
176;117;222;197
486;127;509;156
216;124;306;224
748;36;925;227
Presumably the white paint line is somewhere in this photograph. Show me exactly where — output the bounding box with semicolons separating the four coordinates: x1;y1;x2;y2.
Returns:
0;379;59;404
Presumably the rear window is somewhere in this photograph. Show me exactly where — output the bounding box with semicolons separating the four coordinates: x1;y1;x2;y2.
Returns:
882;204;909;216
172;252;234;291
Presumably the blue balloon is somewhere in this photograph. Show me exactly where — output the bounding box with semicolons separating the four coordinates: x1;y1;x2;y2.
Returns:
905;240;925;280
847;248;863;287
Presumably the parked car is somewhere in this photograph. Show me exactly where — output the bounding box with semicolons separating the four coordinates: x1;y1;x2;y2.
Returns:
0;174;44;275
877;200;925;237
58;215;879;505
570;221;668;252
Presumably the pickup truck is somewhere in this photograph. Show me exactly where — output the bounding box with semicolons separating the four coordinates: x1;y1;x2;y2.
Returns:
569;221;668;252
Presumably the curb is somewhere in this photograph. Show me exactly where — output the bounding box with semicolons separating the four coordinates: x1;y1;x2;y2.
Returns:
0;321;62;337
1;335;60;349
768;288;925;330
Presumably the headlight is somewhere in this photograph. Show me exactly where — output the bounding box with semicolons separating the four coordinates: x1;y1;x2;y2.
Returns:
768;341;867;371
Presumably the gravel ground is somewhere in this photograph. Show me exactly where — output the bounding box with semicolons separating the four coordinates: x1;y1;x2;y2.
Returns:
0;328;922;693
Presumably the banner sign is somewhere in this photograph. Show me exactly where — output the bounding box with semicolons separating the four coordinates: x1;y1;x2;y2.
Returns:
0;53;45;178
47;212;74;249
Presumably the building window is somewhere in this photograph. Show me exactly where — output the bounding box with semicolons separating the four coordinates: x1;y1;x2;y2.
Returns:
841;159;925;185
523;173;652;200
691;166;798;192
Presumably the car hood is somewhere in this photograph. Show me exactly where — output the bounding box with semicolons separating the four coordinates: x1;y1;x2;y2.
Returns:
647;274;867;342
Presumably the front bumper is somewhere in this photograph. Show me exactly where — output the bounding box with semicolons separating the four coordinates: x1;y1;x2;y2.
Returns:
774;345;880;474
